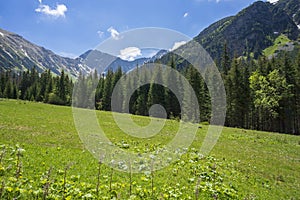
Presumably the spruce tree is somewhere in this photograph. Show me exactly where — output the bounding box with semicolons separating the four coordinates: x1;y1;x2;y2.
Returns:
102;70;113;111
221;42;231;75
147;65;166;118
164;59;181;119
135;67;150;116
95;76;105;109
280;53;296;133
4;78;13;98
227;58;244;127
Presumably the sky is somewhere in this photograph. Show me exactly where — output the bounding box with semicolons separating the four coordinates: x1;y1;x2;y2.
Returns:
0;0;266;59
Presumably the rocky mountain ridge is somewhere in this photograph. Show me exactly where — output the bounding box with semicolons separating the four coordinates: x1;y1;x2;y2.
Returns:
1;0;300;76
194;0;300;59
0;28;92;77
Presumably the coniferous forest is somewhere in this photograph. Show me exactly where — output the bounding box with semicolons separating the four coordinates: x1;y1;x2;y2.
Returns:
1;46;300;135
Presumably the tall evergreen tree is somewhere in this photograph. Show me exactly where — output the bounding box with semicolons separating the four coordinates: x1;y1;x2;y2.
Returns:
95;75;105;109
57;70;66;103
147;65;166;118
102;70;113;111
221;42;231;75
164;59;181;119
186;66;202;121
19;70;30;100
4;77;13;98
279;53;297;133
295;51;300;134
135;68;150;116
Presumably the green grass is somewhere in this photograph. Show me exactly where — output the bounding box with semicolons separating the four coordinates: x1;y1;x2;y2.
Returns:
0;99;299;199
263;34;291;57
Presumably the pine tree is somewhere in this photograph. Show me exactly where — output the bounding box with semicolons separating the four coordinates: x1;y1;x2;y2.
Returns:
64;74;72;105
45;70;53;103
57;70;66;103
73;71;87;108
135;67;150;116
19;70;30;100
295;51;300;134
4;77;13;98
12;83;18;99
112;67;122;89
186;66;202;121
95;76;105;109
147;65;166;118
164;59;181;119
135;84;149;116
221;42;231;75
38;70;49;101
279;53;297;133
241;61;252;129
227;58;244;127
0;72;6;97
102;70;113;111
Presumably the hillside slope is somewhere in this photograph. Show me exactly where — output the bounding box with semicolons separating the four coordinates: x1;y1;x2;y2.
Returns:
0;28;91;77
0;99;299;199
1;0;300;76
194;0;300;59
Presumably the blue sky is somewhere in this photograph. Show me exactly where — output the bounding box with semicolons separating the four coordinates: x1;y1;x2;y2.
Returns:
0;0;259;58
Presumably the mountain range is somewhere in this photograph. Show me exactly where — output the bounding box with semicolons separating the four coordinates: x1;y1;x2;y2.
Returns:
78;49;167;75
0;0;300;76
0;28;167;77
0;28;92;77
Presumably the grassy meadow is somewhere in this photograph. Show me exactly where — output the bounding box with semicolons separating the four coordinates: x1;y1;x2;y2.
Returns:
0;99;299;199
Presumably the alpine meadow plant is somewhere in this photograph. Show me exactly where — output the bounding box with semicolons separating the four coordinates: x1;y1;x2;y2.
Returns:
0;144;239;199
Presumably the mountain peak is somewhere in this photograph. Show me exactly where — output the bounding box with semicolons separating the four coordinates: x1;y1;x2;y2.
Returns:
1;0;300;76
0;27;92;77
194;0;300;59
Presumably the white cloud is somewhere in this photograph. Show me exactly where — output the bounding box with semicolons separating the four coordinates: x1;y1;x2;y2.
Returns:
119;47;142;61
169;41;187;51
97;31;104;38
38;0;42;4
183;12;189;18
107;27;122;40
267;0;279;4
35;4;67;18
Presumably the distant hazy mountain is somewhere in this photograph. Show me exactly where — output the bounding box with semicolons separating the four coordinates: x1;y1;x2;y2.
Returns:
79;49;117;73
80;49;168;74
0;28;92;77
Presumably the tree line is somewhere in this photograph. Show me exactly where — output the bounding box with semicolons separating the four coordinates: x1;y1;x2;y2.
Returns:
1;46;300;135
221;44;300;134
0;68;73;105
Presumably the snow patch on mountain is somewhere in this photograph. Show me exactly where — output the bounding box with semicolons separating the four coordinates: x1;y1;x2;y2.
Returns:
291;13;300;30
20;46;29;57
3;48;13;59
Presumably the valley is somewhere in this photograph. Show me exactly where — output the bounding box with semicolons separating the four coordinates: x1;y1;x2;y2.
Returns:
1;0;300;199
0;100;299;199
